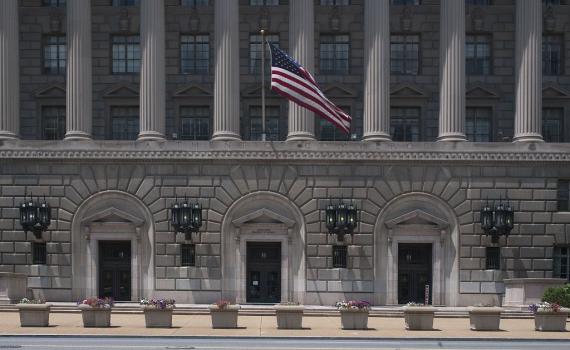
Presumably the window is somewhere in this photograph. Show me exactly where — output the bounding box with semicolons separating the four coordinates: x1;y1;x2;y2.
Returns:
543;35;563;76
111;106;139;140
249;34;279;74
466;107;492;142
391;107;420;141
43;35;66;75
179;106;210;140
320;34;350;75
181;35;209;74
466;35;491;75
554;246;570;282
42;0;65;6
543;108;564;142
250;0;279;5
181;244;196;267
42;106;66;140
32;242;47;265
391;35;420;75
392;0;420;5
249;106;281;141
543;0;562;5
112;35;141;73
181;0;208;6
557;180;569;211
333;245;347;268
113;0;139;6
321;0;350;5
466;0;490;5
318;106;351;141
486;247;500;270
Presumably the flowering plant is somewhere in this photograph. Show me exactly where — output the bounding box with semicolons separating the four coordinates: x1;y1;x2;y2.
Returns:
335;300;371;311
529;302;561;313
77;297;114;309
405;302;430;307
19;298;45;304
213;299;234;310
140;298;176;310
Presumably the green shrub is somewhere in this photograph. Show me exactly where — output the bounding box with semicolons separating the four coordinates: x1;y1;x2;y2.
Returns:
542;284;570;308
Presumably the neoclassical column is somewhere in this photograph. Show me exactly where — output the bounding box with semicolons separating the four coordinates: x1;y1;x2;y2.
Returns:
138;0;166;141
65;0;92;141
513;0;543;142
0;0;20;140
437;0;466;142
212;0;240;141
362;0;391;142
287;0;315;141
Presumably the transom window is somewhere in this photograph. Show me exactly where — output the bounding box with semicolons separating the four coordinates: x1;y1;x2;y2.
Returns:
181;35;210;74
42;0;65;6
557;180;570;211
543;107;564;142
112;35;141;74
43;35;66;75
466;107;492;142
554;246;570;282
391;35;420;75
466;35;491;75
391;107;420;141
181;0;208;6
42;106;66;140
249;106;281;141
111;106;139;140
32;242;47;265
486;247;500;270
249;34;279;74
320;34;350;75
113;0;139;6
181;244;196;267
333;245;348;268
179;106;210;140
543;35;563;76
250;0;279;5
321;0;350;5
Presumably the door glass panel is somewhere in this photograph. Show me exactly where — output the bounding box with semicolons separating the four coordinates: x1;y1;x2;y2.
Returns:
99;241;132;301
246;242;281;303
398;243;432;304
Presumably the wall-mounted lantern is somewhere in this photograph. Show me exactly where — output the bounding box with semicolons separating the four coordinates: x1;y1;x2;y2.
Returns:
480;199;514;243
170;197;203;241
325;201;358;242
19;195;51;239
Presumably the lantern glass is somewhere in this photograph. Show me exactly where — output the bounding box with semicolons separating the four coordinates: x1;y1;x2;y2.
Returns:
192;203;202;228
325;205;336;230
494;204;506;230
338;204;347;226
347;205;356;229
480;206;493;231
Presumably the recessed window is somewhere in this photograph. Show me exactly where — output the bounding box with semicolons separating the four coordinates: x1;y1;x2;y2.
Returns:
391;107;420;141
249;34;279;74
249;106;281;141
113;0;139;6
42;106;66;140
543;108;564;142
554;246;570;282
111;106;139;140
318;107;351;141
557;180;570;211
486;247;500;270
392;0;420;5
180;34;210;74
321;0;350;5
466;0;490;5
181;0;208;6
543;35;563;76
32;242;47;265
466;35;491;75
112;35;141;74
250;0;279;5
181;244;196;267
179;106;210;140
466;107;492;142
320;34;350;75
391;35;420;75
43;0;65;6
333;245;347;268
43;35;66;75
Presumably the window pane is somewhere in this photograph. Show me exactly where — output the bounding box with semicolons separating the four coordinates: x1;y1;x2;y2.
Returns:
486;247;500;270
113;0;140;6
43;0;65;6
43;35;66;75
32;242;47;265
466;35;491;75
180;106;210;140
543;35;563;76
553;246;570;282
391;107;420;141
320;34;350;75
391;0;420;5
42;106;66;140
250;0;279;5
320;0;350;5
181;244;196;267
112;35;140;73
181;0;208;6
333;245;348;268
181;35;210;74
249;106;281;141
249;34;278;74
557;180;569;211
543;108;563;142
111;106;139;140
391;35;419;75
466;107;492;142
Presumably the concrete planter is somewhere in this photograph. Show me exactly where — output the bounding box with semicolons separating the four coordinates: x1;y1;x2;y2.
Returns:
403;306;436;330
468;307;503;331
503;278;566;309
208;304;240;329
16;304;50;327
339;309;369;330
274;304;304;329
534;310;569;332
78;305;112;327
0;273;27;304
142;308;173;328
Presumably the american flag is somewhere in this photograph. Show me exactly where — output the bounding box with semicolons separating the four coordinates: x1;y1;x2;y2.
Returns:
268;42;351;134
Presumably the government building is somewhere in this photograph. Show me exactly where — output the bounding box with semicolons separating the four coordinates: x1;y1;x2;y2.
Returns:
0;0;569;307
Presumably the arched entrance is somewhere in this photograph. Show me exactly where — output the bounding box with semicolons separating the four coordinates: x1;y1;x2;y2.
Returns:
374;193;459;306
71;191;155;301
221;192;306;304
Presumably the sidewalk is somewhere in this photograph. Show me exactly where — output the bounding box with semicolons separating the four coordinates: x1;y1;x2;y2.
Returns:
0;311;569;340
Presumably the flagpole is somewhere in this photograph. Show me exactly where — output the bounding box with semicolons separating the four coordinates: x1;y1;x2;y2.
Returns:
261;29;266;142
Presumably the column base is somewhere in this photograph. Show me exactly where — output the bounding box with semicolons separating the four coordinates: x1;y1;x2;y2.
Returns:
437;133;467;142
64;131;92;141
138;131;166;142
362;132;391;142
512;133;544;143
211;131;241;141
0;131;18;141
286;132;316;142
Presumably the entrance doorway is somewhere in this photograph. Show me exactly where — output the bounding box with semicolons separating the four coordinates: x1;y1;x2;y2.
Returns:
398;243;432;304
246;242;281;303
99;241;131;301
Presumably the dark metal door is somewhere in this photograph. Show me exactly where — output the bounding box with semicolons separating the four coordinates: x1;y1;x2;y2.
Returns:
246;242;281;303
99;241;131;301
398;243;432;304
